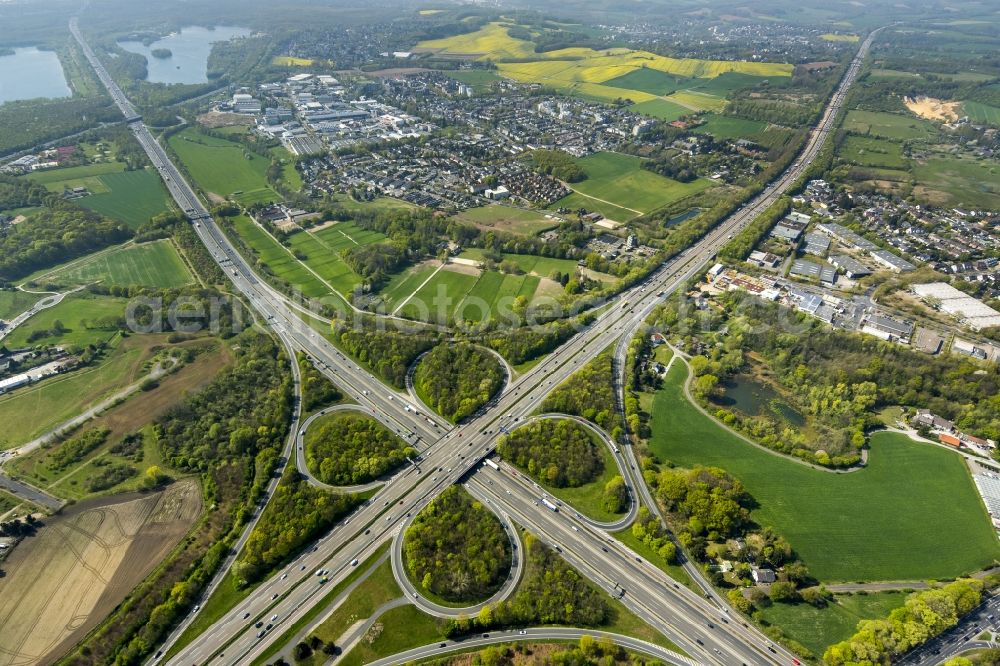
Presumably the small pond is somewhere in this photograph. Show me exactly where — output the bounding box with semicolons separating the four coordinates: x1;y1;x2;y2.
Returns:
712;374;806;427
0;47;71;103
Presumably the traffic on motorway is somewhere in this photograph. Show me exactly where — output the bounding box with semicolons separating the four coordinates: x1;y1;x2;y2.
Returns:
69;14;878;665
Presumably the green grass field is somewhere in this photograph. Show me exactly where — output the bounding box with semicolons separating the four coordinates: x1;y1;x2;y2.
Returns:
445;69;502;92
4;293;129;349
629;98;689;121
457;248;580;278
693;115;768;140
39;241;193;288
168;128;279;204
605;68;686;96
377;263;438;313
912;154;1000;209
26;162;125;188
394;265;544;324
0;290;37;321
839;135;908;169
27;164;173;228
648;363;1000;582
78;170;172;228
229;215;332;300
555;152;713;220
0;334;149;448
843;110;937;141
452;205;559;236
396;267;485;323
963;100;1000;126
758;591;909;656
550;191;638;223
270;146;303;191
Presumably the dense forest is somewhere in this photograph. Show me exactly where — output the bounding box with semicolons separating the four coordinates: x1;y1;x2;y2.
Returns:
156;333;292;471
341;241;407;288
444;536;609;636
297;351;342;413
233;467;361;586
476;317;584;366
824;579;984;665
540;350;617;431
332;319;439;388
403;486;511;602
304;411;416;485
413;343;505;422
0;177;131;282
530;149;587;183
0;96;120;155
497;419;603;488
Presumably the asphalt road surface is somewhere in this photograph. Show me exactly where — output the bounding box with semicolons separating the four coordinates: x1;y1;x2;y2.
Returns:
70;12;879;665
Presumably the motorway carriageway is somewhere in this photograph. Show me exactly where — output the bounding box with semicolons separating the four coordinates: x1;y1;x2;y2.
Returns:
70;12;876;665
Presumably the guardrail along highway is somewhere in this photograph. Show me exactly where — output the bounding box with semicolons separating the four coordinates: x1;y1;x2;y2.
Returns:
69;15;878;665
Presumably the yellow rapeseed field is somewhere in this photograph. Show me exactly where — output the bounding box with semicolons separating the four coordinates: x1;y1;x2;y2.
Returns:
418;22;537;59
821;33;860;42
272;55;315;66
420;22;792;110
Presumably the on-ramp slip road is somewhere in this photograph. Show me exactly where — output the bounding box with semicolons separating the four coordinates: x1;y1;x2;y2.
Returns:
70;12;878;665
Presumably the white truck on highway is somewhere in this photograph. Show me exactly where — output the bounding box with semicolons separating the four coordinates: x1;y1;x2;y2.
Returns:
541;497;558;512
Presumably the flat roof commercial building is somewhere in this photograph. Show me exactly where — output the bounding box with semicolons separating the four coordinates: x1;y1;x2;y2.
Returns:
912;282;1000;331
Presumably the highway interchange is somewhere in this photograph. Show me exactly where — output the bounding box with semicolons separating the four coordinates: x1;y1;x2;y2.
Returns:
70;14;878;665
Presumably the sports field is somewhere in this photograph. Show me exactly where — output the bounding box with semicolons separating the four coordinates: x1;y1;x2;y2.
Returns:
452;204;559;236
843;110;937;141
555;152;714;220
40;240;193;288
648;363;1000;582
168;128;279;205
395;264;544;324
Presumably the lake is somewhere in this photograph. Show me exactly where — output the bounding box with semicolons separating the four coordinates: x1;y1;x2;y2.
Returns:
0;47;71;104
118;26;251;85
712;374;806;427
